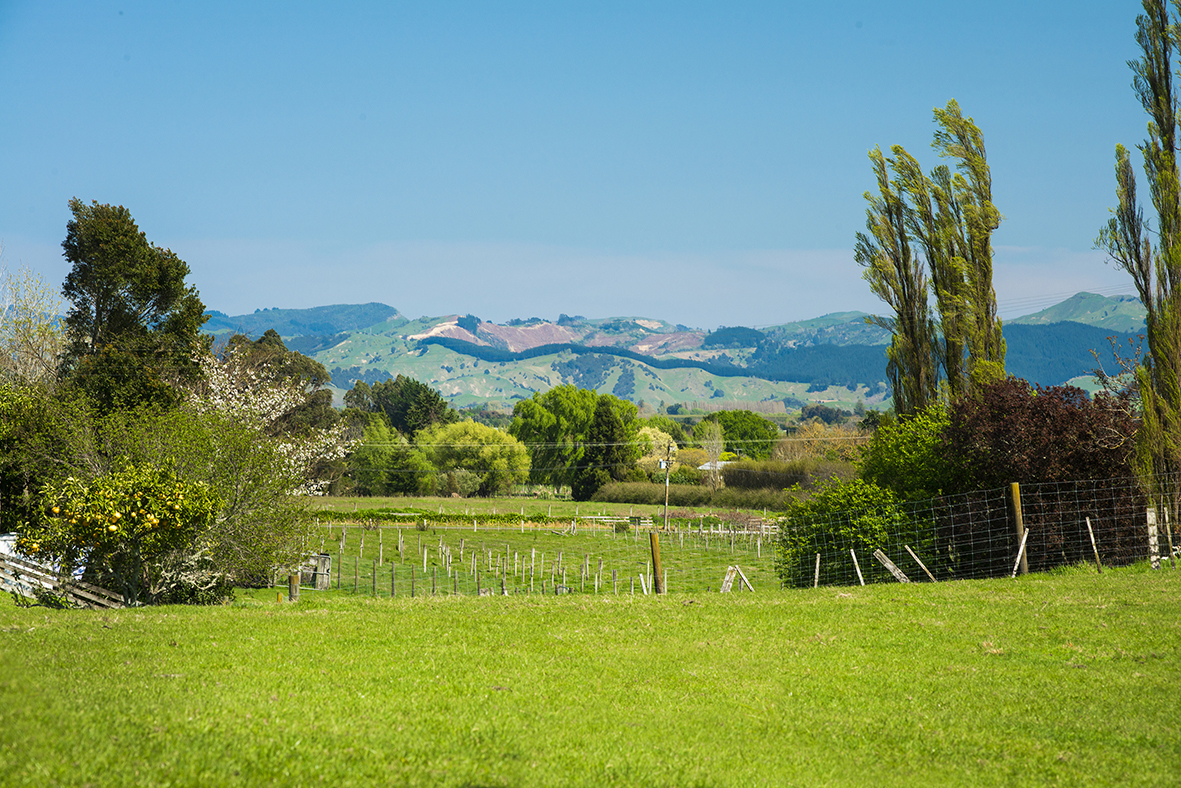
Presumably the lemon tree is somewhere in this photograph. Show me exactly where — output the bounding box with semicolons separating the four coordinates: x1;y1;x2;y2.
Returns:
20;465;220;605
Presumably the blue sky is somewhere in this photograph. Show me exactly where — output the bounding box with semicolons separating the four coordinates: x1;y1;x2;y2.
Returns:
0;1;1151;329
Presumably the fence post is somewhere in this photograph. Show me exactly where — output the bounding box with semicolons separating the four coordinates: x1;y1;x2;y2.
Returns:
650;531;664;594
1147;507;1161;570
1008;482;1028;576
287;573;299;603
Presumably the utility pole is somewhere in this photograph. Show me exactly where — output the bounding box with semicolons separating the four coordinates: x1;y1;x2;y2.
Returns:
662;442;672;532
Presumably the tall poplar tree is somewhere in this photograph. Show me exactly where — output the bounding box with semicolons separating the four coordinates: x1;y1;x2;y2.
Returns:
932;100;1006;388
1097;0;1181;501
858;100;1004;410
855;147;940;415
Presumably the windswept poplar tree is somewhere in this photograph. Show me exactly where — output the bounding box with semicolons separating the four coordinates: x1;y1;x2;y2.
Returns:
891;151;970;398
932;100;1006;388
1097;0;1181;501
855;147;940;415
858;100;1004;409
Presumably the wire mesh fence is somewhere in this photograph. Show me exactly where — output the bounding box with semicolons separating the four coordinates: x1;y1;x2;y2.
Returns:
776;474;1178;587
301;474;1178;597
303;517;779;597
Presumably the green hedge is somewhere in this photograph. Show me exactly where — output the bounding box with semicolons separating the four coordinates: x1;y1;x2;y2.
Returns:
590;483;789;511
721;460;807;490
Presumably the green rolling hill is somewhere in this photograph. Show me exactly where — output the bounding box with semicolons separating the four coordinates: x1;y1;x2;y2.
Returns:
200;292;1146;411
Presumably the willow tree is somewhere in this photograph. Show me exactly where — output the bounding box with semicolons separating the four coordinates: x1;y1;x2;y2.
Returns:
1097;0;1181;500
855;147;939;415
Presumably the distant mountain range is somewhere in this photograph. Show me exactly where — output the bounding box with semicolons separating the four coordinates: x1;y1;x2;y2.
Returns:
202;292;1147;411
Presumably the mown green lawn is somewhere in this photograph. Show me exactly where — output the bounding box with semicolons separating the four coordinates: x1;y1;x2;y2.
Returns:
0;565;1176;787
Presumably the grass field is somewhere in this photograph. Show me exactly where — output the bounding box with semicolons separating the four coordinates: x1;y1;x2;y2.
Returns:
310;494;772;520
0;564;1177;787
307;519;776;597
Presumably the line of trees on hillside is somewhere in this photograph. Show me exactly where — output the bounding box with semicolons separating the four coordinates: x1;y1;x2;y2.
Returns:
418;336;888;389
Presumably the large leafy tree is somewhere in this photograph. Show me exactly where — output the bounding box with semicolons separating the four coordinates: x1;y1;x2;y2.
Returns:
942;378;1137;493
223;329;338;435
510;385;638;494
59;199;209;410
347;416;433;497
0;264;65;386
417;420;530;497
344;375;456;438
931;100;1006;389
705;409;781;459
571;396;629;501
1097;0;1181;504
510;385;600;493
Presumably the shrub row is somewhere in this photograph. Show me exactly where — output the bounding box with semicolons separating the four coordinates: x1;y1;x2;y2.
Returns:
590;483;789;511
721;460;808;490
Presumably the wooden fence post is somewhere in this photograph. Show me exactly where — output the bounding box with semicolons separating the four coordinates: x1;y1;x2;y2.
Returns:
649;531;664;594
1009;483;1029;576
1148;507;1161;570
287;574;299;603
1085;517;1103;574
904;545;937;582
850;549;864;586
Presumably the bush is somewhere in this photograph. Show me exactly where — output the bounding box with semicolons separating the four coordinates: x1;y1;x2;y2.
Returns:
773;479;929;588
589;482;790;511
943;377;1136;491
721;459;807;490
21;464;223;606
711;487;788;511
442;469;483;498
858;404;951;501
591;483;713;507
669;465;702;485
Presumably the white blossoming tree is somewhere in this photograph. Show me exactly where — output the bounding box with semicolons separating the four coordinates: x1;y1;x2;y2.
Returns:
173;348;357;582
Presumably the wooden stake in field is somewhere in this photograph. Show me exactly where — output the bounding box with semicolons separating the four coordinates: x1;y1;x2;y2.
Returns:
411;566;416;598
649;531;664;594
904;545;937;582
1164;506;1177;569
1009;482;1029;576
1085;517;1103;574
1011;527;1031;579
379;529;383;566
872;549;910;583
850;549;865;586
1148;507;1162;570
814;553;820;588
